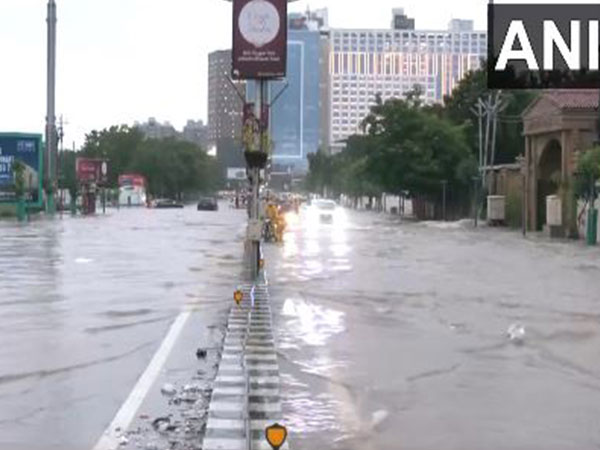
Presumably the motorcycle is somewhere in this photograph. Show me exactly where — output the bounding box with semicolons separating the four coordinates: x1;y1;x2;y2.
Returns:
263;219;277;243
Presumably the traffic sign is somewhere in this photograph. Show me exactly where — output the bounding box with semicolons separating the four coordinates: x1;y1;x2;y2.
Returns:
234;289;243;306
265;423;287;450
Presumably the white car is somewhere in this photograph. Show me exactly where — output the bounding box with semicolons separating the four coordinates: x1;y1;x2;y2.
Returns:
313;199;337;223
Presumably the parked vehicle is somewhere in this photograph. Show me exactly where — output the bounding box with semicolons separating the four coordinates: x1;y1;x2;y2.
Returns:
197;197;218;211
153;199;184;209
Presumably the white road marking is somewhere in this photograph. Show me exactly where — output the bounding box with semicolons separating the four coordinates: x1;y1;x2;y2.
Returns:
92;310;191;450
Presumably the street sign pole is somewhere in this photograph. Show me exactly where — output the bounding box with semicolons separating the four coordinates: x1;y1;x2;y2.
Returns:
230;0;289;280
45;0;57;215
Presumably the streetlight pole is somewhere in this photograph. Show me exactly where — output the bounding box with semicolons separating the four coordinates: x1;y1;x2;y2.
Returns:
45;0;57;214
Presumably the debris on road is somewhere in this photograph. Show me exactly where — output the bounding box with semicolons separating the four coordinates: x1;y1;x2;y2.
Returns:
160;383;177;397
507;323;526;345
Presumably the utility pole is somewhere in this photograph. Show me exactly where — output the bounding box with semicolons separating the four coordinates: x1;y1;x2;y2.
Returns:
45;0;57;215
441;179;447;221
482;94;492;187
472;92;507;224
489;91;508;179
471;102;485;180
58;115;63;217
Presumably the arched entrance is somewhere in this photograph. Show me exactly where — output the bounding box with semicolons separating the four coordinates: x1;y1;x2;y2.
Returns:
523;90;600;236
536;139;562;230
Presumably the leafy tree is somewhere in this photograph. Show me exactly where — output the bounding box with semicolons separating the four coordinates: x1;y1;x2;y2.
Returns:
306;150;332;197
58;150;78;200
78;125;220;199
575;146;600;201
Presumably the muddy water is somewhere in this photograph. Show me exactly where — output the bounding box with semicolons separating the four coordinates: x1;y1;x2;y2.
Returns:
0;206;246;450
266;208;600;450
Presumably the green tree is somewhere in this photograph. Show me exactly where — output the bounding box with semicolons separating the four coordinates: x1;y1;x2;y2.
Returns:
575;146;600;201
81;125;145;186
78;125;221;199
362;93;475;201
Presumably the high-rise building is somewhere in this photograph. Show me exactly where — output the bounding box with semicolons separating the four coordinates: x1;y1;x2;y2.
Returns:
208;50;246;177
134;117;178;140
249;8;329;177
328;10;486;152
207;50;245;147
182;120;209;149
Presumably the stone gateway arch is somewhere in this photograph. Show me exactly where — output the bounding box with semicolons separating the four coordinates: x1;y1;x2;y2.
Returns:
522;90;599;236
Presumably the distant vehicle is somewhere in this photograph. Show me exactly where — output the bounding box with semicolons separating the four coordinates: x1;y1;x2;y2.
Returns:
153;199;184;209
314;199;336;224
197;196;218;211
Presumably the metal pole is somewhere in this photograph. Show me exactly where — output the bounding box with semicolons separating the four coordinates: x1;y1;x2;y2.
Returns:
442;180;447;221
473;177;479;228
248;79;266;279
477;103;483;174
521;162;527;237
46;1;57;207
45;0;57;214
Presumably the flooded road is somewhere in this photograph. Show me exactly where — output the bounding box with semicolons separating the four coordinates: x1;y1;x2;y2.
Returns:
2;204;600;450
266;208;600;450
0;206;246;450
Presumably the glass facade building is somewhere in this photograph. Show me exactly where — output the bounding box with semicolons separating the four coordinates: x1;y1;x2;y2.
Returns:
329;18;487;152
248;11;326;176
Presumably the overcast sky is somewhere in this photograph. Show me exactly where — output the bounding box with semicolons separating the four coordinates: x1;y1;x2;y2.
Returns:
0;0;487;147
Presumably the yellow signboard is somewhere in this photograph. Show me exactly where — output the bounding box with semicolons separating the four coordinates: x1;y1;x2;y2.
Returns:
234;289;243;306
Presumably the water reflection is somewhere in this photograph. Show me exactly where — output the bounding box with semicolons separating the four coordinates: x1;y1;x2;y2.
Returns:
278;206;353;281
281;297;345;348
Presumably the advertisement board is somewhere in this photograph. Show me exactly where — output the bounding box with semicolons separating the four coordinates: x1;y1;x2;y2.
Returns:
232;0;288;79
119;173;146;187
0;133;43;205
76;158;108;185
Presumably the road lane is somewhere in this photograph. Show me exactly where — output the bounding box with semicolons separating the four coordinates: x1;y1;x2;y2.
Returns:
0;205;245;450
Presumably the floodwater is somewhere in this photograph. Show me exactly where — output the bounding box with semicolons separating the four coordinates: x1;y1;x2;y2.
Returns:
2;204;600;450
266;207;600;450
0;206;246;450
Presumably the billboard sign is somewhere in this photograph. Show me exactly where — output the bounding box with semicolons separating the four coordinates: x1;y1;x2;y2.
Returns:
0;133;43;205
489;3;600;88
232;0;288;79
76;158;108;185
119;173;146;188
